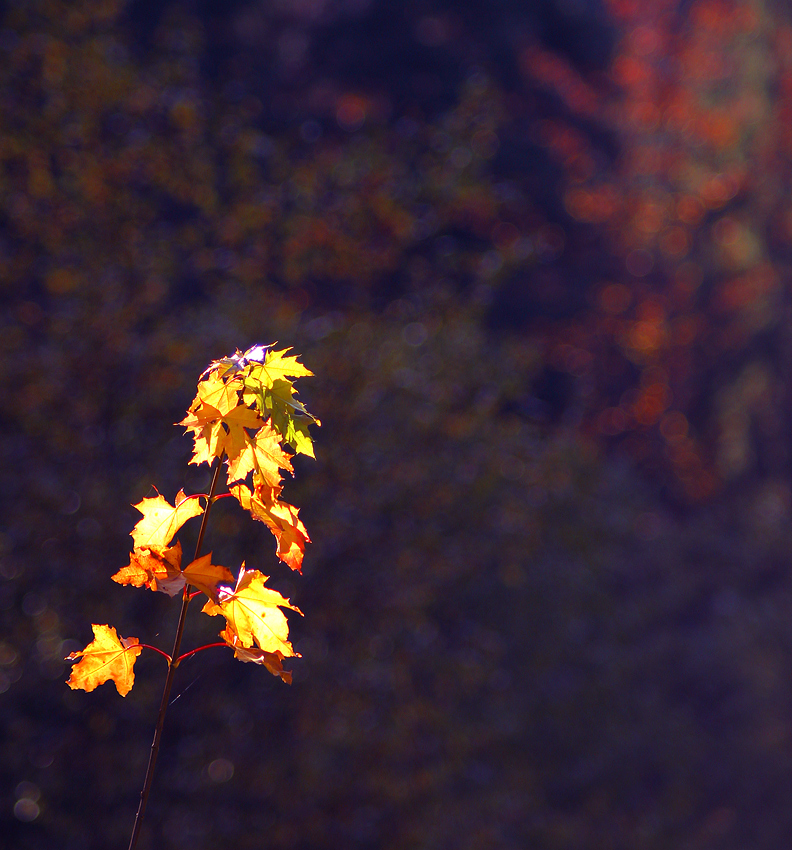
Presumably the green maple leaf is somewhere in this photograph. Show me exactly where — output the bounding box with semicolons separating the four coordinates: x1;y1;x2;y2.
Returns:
242;375;318;456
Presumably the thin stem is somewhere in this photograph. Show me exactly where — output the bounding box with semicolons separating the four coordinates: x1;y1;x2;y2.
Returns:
138;645;173;663
127;459;223;850
186;492;234;503
176;642;229;664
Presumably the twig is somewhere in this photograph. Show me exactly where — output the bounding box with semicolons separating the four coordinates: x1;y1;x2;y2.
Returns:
127;459;223;850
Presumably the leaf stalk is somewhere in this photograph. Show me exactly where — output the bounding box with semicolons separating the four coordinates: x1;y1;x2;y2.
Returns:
137;645;172;663
176;642;229;664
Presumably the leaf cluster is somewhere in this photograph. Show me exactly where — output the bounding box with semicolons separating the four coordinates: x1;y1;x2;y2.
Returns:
66;345;318;694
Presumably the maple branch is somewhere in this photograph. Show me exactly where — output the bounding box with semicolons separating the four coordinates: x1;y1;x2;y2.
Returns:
128;458;223;850
189;463;224;566
66;345;317;842
175;642;229;664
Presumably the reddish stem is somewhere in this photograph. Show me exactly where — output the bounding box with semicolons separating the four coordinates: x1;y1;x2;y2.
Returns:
176;643;229;664
138;644;172;663
181;491;208;503
187;492;233;502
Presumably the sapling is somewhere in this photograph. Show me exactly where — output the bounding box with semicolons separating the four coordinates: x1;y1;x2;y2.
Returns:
65;344;319;850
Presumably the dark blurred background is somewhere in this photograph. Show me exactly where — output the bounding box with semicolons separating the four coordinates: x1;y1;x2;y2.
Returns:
4;0;792;847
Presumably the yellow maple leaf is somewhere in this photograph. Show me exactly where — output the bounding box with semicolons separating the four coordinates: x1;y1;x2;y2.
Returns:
202;566;301;656
226;421;293;486
178;401;226;466
249;347;313;389
179;393;263;467
229;480;310;572
182;553;235;601
195;372;242;416
217;404;263;462
66;624;142;697
112;542;185;597
130;489;203;549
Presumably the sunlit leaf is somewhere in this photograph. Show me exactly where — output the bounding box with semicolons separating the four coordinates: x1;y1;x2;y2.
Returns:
112;542;186;597
229;480;309;572
130;489;203;549
183;553;235;602
202;566;302;657
66;624;142;697
219;626;295;683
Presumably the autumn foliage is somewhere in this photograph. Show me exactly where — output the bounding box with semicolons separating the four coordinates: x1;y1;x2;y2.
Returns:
66;345;318;694
521;0;792;501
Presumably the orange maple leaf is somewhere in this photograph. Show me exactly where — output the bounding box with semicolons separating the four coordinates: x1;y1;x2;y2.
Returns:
182;553;235;601
229;479;309;572
130;489;203;549
202;566;301;657
112;542;186;597
66;624;142;696
219;626;295;683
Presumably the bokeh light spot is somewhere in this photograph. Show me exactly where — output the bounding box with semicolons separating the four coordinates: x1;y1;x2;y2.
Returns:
336;94;367;132
208;758;235;783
